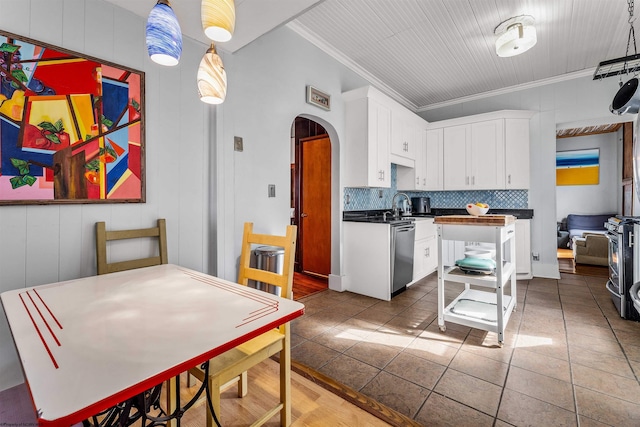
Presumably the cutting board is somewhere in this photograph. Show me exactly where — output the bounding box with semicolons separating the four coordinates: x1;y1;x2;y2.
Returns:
434;215;516;226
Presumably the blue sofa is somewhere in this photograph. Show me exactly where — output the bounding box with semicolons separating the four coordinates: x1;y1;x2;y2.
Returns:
566;213;613;240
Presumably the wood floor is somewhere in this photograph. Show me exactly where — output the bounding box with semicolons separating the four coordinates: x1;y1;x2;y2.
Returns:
557;248;608;277
292;271;327;300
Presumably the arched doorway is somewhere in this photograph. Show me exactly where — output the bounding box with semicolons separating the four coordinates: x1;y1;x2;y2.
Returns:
291;117;331;289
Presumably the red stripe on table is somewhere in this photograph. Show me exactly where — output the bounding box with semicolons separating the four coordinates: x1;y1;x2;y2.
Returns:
26;291;61;346
181;269;284;327
19;293;59;369
33;289;63;329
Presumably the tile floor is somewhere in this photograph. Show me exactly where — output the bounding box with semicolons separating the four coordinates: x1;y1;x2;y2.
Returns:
291;272;640;426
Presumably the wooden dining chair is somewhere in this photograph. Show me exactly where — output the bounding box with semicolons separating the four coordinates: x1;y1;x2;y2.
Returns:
188;222;297;427
95;219;168;275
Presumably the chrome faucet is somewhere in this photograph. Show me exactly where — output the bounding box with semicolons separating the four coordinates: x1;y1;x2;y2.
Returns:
392;192;412;218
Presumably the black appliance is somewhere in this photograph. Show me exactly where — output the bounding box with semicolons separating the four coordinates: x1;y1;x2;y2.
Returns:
411;197;431;214
605;216;640;320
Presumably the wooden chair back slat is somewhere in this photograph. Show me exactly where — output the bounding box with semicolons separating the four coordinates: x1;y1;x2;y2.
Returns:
96;219;168;275
237;222;297;300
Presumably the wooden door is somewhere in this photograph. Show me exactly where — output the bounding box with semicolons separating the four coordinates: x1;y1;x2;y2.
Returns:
300;135;331;277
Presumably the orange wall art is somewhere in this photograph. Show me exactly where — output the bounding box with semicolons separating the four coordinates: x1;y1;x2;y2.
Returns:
0;31;144;204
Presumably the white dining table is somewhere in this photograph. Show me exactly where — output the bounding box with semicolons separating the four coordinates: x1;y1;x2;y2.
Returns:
0;264;305;426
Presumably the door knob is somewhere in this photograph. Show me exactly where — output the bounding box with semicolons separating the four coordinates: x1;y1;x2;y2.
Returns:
301;213;308;218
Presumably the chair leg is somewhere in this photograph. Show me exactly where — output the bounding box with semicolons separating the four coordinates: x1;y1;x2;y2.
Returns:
238;371;248;397
207;374;222;427
280;331;291;427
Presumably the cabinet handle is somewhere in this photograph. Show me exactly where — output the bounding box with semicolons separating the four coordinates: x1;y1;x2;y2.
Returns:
416;177;419;185
508;174;511;184
472;176;475;185
423;178;426;185
425;247;430;257
466;176;469;185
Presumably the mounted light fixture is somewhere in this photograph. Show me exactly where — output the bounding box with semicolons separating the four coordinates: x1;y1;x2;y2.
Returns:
197;44;227;104
201;0;236;42
494;15;537;58
146;0;183;66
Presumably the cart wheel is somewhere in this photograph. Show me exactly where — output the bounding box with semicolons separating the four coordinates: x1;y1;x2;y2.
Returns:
498;341;504;348
513;306;517;312
439;325;446;332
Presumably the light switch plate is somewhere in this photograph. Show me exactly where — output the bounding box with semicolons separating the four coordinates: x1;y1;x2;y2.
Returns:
234;136;243;152
268;184;276;197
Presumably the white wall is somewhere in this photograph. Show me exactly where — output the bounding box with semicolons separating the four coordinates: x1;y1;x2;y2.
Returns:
420;74;626;278
556;132;620;220
214;26;368;284
0;0;212;391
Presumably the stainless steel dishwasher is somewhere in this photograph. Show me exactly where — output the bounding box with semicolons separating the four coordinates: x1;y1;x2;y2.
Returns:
391;222;415;297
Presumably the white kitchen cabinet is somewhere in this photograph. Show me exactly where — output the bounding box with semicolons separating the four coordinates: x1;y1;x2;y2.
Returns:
343;222;391;300
412;218;438;281
425;128;444;190
505;119;530;189
515;219;532;278
390;111;417;166
343;87;391;188
443;125;469;190
443;120;505;190
396;128;428;191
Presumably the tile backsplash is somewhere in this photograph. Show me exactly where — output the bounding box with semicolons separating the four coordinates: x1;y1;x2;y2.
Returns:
344;164;528;211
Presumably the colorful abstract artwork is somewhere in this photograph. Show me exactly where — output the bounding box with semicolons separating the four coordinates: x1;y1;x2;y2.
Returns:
0;31;144;204
556;148;600;186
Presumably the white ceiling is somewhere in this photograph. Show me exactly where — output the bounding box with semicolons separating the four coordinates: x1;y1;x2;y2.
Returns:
105;0;637;112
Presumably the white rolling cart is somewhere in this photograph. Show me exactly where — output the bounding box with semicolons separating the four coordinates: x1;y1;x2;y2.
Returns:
435;215;517;346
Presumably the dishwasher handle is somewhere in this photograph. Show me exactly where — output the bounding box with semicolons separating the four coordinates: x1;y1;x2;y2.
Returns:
392;224;415;232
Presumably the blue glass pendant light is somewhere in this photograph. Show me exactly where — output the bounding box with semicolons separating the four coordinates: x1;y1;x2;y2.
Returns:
146;0;183;66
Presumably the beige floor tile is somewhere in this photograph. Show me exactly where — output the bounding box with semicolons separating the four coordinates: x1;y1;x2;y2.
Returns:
616;328;640;347
449;349;509;386
434;369;502;416
575;386;640;427
569;346;636;379
567;332;626;358
564;319;618;342
460;332;517;363
577;415;616;426
511;347;571;382
515;333;570;361
497;389;577;427
291;340;340;369
360;371;430;418
505;366;575;411
344;341;402;369
415;392;494;427
571;364;640;405
352;306;398;326
291;315;332;339
385;351;446;390
317;354;380;391
404;336;458;366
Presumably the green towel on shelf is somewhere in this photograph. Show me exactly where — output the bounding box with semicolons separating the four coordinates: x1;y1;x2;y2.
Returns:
455;257;496;271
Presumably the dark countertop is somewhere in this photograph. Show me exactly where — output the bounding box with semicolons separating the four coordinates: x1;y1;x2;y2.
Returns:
343;208;534;222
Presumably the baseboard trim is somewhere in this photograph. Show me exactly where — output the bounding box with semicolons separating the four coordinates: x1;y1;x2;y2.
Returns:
532;262;561;279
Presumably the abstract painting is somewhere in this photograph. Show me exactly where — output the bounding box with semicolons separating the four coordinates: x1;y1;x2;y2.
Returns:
556;148;599;186
0;31;144;204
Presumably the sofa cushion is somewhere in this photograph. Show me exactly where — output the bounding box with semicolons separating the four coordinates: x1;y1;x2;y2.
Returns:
566;214;613;239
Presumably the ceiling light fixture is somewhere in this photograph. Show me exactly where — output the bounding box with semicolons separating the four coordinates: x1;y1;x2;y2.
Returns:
197;44;227;104
201;0;236;42
494;15;537;58
146;0;183;66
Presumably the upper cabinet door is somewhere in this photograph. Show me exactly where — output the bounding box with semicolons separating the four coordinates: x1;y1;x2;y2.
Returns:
505;118;530;189
425;128;443;190
470;119;505;189
390;111;417;164
443;124;470;190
